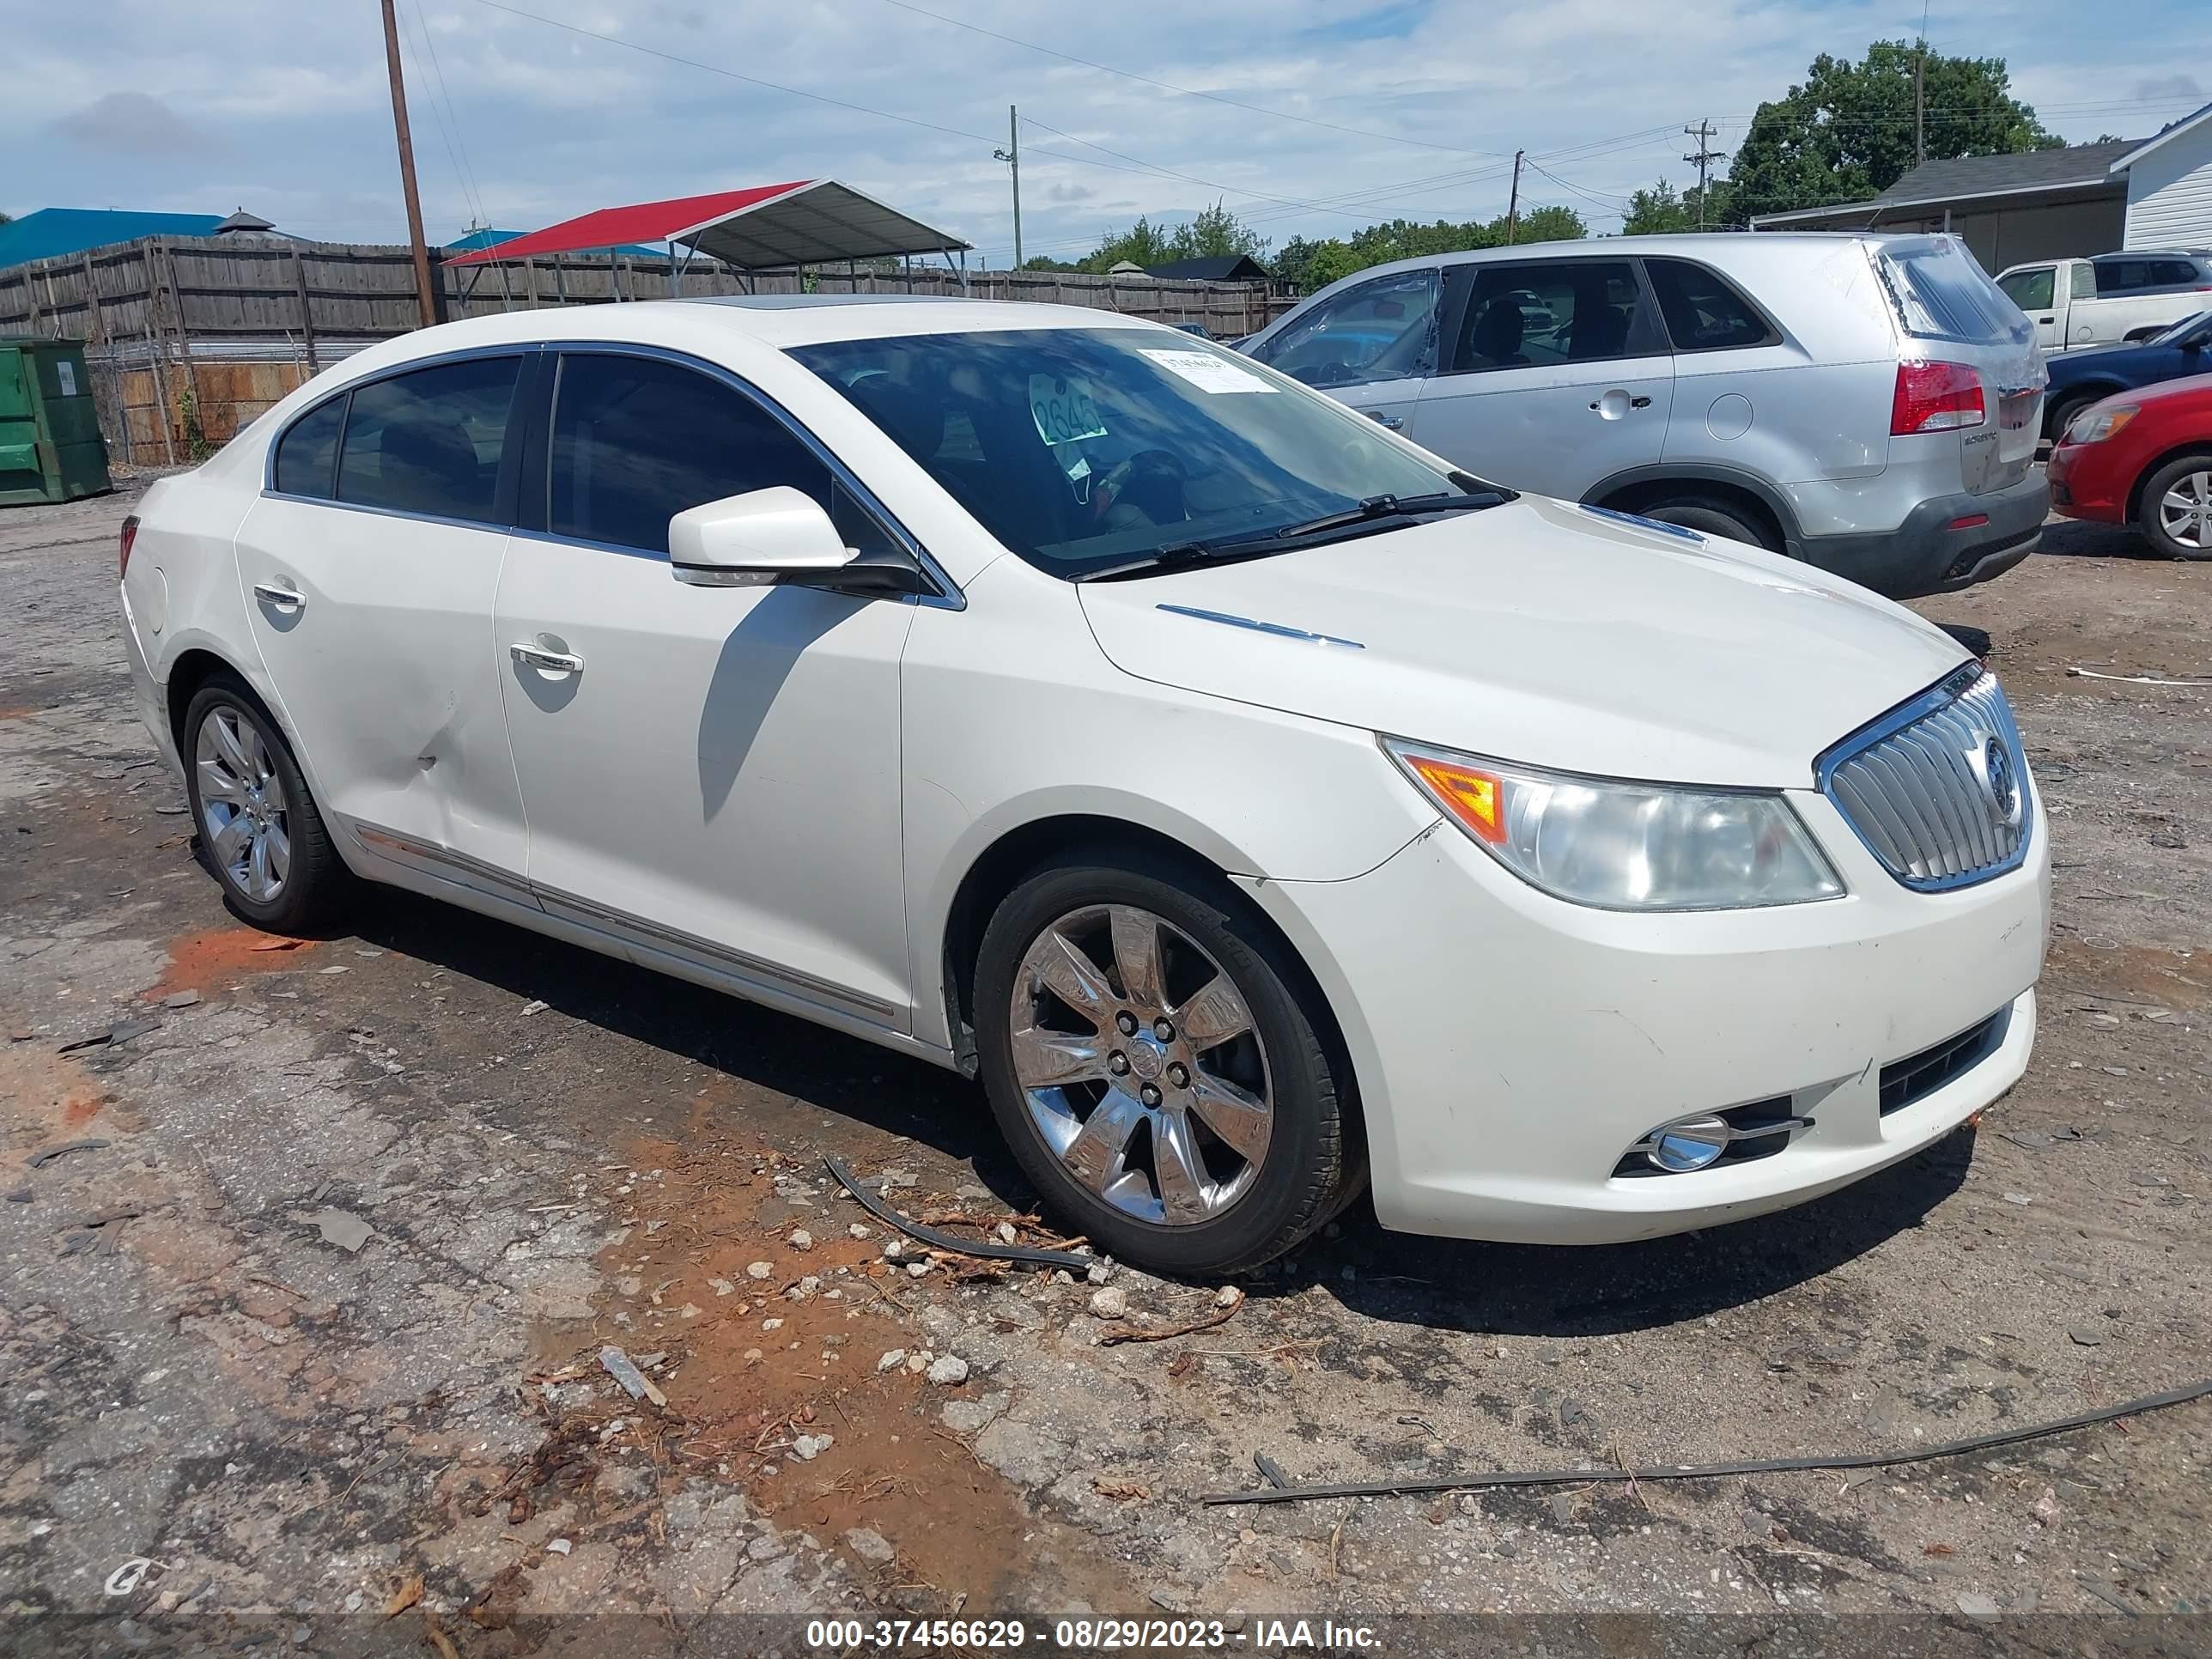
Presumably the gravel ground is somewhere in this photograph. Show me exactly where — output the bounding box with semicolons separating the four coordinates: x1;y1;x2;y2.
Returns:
2;483;2206;1656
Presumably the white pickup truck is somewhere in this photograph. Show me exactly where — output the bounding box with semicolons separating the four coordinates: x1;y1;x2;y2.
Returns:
1996;252;2212;353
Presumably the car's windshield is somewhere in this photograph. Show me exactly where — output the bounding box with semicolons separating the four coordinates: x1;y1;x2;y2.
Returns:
789;327;1458;578
2152;309;2212;347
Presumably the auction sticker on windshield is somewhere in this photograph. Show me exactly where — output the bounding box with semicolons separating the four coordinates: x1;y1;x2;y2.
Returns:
1029;374;1109;447
1141;349;1279;395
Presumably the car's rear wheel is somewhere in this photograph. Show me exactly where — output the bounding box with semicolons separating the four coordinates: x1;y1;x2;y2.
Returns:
1638;495;1778;550
2138;454;2212;561
973;853;1351;1274
182;675;349;932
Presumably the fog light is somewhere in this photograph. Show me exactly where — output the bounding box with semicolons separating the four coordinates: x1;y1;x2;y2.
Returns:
1646;1114;1732;1172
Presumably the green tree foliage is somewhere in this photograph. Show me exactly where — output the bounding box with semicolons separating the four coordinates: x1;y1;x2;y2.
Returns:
1273;206;1587;293
1620;179;1731;235
1713;40;2060;226
1071;201;1272;275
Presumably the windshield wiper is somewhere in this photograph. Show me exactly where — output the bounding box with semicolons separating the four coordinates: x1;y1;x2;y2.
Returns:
1265;489;1504;542
1076;488;1512;583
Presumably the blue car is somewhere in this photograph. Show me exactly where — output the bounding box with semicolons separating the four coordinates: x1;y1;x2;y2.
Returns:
2045;309;2212;440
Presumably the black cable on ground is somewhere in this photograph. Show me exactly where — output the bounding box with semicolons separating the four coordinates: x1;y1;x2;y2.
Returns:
1202;1376;2212;1505
823;1153;1097;1272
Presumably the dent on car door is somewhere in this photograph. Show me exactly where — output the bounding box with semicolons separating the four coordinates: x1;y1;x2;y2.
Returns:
234;353;532;885
1406;258;1673;497
1247;267;1438;431
493;350;918;1027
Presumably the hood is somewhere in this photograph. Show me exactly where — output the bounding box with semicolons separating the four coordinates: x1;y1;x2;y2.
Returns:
1077;496;1970;788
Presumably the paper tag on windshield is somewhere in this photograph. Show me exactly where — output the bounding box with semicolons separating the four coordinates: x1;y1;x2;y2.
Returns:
1140;349;1278;394
1029;374;1109;446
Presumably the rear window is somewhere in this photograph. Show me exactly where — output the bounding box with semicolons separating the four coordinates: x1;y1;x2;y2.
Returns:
1875;240;2033;347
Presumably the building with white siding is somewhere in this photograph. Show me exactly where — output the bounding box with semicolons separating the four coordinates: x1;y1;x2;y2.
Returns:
1749;103;2212;270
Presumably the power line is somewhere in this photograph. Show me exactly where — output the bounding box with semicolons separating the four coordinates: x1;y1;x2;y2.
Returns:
873;0;1512;160
404;0;489;236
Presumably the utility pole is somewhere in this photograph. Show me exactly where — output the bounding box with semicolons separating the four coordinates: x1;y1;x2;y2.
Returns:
1504;149;1524;245
380;0;438;328
1914;38;1927;167
992;105;1024;270
1683;119;1726;231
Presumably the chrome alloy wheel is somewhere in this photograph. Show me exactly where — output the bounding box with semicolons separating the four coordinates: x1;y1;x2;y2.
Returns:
1009;903;1272;1225
194;707;290;904
2158;469;2212;550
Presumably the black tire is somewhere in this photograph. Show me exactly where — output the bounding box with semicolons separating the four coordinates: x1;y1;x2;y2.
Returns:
2044;392;2097;445
1638;496;1777;550
180;672;351;933
973;849;1352;1275
2136;453;2212;562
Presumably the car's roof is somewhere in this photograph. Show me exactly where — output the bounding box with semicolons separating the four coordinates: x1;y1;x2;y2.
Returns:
347;295;1176;363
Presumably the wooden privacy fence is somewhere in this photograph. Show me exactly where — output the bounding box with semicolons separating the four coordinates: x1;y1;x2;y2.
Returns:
0;234;1293;460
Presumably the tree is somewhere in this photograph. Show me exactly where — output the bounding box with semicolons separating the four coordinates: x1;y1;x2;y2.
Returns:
1621;178;1735;234
1273;206;1588;293
1718;40;2061;225
1077;202;1272;274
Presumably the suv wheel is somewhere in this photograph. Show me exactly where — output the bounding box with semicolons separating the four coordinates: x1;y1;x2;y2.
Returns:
1638;496;1777;550
973;853;1352;1274
2138;454;2212;561
182;675;350;932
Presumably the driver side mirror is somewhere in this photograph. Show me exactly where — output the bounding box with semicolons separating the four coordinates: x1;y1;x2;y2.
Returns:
669;487;858;587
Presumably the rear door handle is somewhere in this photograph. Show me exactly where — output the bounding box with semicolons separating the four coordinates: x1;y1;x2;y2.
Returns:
1367;411;1405;430
510;641;584;676
252;579;305;611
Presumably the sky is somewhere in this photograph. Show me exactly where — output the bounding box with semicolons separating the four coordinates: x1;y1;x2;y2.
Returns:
7;0;2208;266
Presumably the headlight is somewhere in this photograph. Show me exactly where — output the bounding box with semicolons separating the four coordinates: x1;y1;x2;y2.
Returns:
2064;404;2136;445
1383;738;1844;911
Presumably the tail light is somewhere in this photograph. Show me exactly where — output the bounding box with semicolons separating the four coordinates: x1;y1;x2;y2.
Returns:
1893;362;1985;434
119;515;140;580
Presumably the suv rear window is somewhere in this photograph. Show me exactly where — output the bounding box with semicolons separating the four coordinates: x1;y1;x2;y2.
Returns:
1875;240;2032;346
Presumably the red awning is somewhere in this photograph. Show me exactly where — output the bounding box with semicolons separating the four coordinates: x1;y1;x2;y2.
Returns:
444;179;969;270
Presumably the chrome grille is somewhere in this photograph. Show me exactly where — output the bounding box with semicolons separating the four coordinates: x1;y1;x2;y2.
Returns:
1820;667;2031;890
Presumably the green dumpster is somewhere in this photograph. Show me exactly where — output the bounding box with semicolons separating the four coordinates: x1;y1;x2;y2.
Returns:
0;337;113;507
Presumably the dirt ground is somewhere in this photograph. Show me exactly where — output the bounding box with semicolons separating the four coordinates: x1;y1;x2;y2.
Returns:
2;483;2206;1656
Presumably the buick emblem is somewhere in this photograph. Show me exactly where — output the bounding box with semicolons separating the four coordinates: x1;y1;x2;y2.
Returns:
1972;734;2022;829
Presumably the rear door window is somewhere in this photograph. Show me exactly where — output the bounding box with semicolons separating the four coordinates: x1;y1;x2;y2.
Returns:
273;395;344;499
1996;266;2054;313
2148;258;2202;289
1447;259;1648;373
547;353;884;556
336;356;521;526
2094;259;2146;295
1644;258;1778;351
1249;269;1439;389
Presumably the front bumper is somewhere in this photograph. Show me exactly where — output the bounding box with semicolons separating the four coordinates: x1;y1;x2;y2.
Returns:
1243;787;2050;1246
1795;470;2049;600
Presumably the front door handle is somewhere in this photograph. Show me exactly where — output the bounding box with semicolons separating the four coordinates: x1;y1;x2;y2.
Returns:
510;641;584;676
252;579;305;612
1367;410;1405;430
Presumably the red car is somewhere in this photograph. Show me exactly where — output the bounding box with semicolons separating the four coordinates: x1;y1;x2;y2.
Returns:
2048;372;2212;559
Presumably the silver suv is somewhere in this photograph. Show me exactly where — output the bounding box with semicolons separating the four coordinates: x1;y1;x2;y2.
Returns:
1240;233;2048;599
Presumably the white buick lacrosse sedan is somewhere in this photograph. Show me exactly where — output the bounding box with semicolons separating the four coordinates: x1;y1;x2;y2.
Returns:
118;296;2047;1273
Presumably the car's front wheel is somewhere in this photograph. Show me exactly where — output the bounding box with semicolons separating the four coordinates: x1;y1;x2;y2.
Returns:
2138;453;2212;561
973;853;1353;1275
182;674;350;932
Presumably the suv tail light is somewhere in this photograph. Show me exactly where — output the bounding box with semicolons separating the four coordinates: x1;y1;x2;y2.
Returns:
1893;362;1985;434
119;515;140;580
